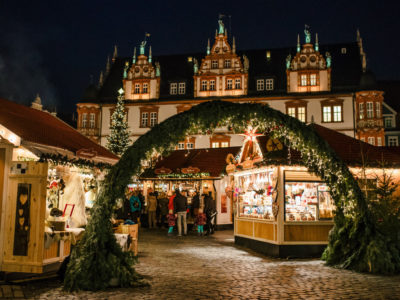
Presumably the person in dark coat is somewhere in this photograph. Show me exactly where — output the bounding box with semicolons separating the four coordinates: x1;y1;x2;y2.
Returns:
204;192;217;235
173;189;188;236
192;190;200;218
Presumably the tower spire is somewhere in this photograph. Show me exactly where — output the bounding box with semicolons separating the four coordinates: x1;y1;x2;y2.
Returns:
112;45;118;62
315;33;319;51
297;34;300;52
132;47;136;64
232;36;236;54
149;46;152;63
98;71;104;87
105;56;110;74
207;38;210;55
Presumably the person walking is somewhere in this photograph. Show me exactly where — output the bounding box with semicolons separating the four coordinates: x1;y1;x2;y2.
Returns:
147;192;158;228
173;189;188;236
204;192;216;235
129;191;141;224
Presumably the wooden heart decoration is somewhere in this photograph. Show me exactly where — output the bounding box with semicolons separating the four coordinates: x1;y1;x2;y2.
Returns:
19;217;24;226
19;209;23;216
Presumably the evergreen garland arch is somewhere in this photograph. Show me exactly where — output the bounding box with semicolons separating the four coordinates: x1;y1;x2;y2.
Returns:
64;100;398;291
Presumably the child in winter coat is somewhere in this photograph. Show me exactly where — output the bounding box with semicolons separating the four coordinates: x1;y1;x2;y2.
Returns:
166;209;176;235
196;208;207;236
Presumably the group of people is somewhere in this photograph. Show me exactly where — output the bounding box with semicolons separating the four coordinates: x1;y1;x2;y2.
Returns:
167;189;216;237
114;188;217;237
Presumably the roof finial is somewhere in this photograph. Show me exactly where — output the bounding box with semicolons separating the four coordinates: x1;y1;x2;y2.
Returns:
132;47;137;64
207;38;210;55
123;61;129;79
225;28;227;37
112;45;118;62
232;36;236;54
297;34;300;52
31;93;43;110
218;19;225;34
315;33;319;51
98;71;104;87
304;24;311;43
149;46;152;63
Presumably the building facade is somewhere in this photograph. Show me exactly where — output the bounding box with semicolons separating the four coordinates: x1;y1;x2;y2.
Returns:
77;20;396;148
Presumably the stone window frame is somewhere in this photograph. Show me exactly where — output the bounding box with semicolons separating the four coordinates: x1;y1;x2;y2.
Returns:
388;136;399;146
139;106;159;128
175;137;196;150
256;79;265;91
224;59;231;68
285;100;308;123
170;83;177;95
178;82;186;95
366;102;374;119
320;99;344;123
298;71;319;87
82;113;87;128
265;78;274;90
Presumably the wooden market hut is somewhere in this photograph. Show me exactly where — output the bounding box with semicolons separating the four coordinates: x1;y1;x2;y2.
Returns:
0;97;118;273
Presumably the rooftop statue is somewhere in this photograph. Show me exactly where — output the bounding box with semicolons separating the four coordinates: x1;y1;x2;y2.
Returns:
218;20;225;34
304;25;311;44
140;40;147;55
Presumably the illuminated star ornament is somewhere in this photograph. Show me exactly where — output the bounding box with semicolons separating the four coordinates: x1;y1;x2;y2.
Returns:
238;126;264;164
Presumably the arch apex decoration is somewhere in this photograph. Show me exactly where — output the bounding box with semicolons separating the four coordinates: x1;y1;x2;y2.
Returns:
64;100;398;291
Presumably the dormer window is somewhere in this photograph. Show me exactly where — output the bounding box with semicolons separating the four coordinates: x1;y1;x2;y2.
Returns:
82;113;87;128
226;79;233;90
310;74;317;86
301;75;307;86
201;80;207;91
209;80;216;91
89;113;95;128
178;82;186;94
224;60;231;68
266;79;274;90
212;60;218;69
170;83;177;95
341;47;347;54
235;78;241;89
143;83;148;93
134;84;140;94
257;79;264;91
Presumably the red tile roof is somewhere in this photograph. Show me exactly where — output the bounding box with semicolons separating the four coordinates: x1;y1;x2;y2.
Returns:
142;146;241;178
0;98;118;161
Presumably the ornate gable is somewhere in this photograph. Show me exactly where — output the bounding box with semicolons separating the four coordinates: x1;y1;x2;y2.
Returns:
287;26;331;93
194;19;248;97
123;39;160;100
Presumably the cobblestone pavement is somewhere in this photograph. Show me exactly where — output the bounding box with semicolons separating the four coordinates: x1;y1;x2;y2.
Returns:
16;229;400;299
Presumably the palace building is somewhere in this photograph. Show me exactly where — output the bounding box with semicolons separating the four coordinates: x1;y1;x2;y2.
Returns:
77;20;399;148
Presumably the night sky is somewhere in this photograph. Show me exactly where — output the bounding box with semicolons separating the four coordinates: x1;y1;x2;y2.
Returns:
0;0;399;114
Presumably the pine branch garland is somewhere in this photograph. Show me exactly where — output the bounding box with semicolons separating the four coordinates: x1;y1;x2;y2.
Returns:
64;100;399;292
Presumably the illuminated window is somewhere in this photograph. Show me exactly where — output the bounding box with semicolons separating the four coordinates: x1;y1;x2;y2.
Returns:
310;74;317;86
333;105;342;122
212;142;219;148
301;74;307;86
210;135;230;148
178;82;186;95
212;60;218;69
341;47;347;54
388;136;398;146
368;137;375;145
322;100;343;123
266;79;274;90
227;79;233;90
297;107;306;122
221;142;229;148
376;102;381;118
143;83;148;93
235;78;241;89
224;60;231;68
209;80;216;91
177;143;185;150
323;106;332;122
150;112;157;127
82;113;87;128
367;102;374;118
288;107;296;118
377;137;382;146
134;83;140;94
89;113;95;128
141;112;148;127
170;83;177;95
359;103;364;119
256;79;264;91
201;80;207;91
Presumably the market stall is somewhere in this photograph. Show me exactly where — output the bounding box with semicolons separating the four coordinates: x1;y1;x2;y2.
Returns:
230;126;400;258
0;98;119;273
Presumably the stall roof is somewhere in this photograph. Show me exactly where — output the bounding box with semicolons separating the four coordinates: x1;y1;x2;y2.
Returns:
0;98;118;163
141;146;241;179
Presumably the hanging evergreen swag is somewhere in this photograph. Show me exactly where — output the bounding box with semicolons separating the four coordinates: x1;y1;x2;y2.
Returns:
39;153;111;170
106;94;131;156
64;100;399;291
